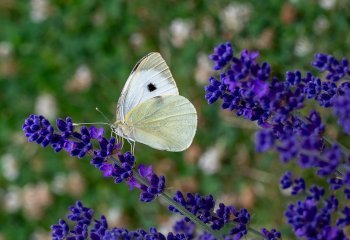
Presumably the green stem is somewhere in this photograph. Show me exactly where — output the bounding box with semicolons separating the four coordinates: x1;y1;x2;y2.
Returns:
323;136;350;155
248;226;266;239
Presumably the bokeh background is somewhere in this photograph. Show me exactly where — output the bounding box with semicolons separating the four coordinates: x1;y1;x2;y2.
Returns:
1;0;350;239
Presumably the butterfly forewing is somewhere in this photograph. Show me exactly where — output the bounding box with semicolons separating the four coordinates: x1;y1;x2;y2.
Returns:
124;95;197;151
116;52;179;121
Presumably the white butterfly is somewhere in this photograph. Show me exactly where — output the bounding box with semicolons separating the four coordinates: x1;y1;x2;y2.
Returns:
111;52;197;152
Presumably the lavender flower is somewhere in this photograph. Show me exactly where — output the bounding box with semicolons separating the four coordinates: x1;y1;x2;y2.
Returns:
312;53;350;82
285;185;347;239
206;42;350;239
260;228;281;240
51;201;168;240
280;171;306;195
209;42;233;70
337;207;350;228
23;114;279;239
169;191;250;239
22;114;166;203
52;200;275;240
205;43;350;176
128;164;166;202
23;114;55;148
331;87;350;134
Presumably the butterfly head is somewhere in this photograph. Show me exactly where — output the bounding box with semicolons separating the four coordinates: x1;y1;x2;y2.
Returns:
112;120;134;140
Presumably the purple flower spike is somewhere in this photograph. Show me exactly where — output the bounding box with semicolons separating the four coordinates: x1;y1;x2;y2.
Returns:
337;207;350;228
56;117;74;138
255;129;275;152
51;219;69;240
99;163;114;177
139;164;154;180
328;178;344;190
205;76;226;104
331;87;350;134
22;114;54;147
127;176;141;190
312;53;350;82
261;228;282;240
209;42;233;70
110;152;135;183
280;171;292;189
89;126;104;141
68;201;94;225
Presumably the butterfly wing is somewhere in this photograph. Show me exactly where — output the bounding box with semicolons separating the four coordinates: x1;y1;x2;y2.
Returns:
116;52;179;121
124;95;197;151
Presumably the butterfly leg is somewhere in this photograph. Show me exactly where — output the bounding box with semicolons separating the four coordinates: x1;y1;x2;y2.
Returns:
111;130;123;149
131;140;135;155
126;138;135;154
120;137;124;149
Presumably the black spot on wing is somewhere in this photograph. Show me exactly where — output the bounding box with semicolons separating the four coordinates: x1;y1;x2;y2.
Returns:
147;83;157;92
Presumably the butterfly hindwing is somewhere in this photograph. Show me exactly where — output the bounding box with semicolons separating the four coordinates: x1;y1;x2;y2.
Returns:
116;52;179;121
124;95;197;151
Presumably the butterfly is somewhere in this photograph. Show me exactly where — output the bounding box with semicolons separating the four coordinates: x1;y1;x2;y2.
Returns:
111;52;197;152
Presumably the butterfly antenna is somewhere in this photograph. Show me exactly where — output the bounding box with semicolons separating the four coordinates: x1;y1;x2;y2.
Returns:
72;108;112;127
95;107;111;123
73;122;110;126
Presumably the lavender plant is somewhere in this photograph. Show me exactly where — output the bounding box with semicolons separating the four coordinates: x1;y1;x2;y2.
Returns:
22;114;276;239
22;42;350;239
206;42;350;239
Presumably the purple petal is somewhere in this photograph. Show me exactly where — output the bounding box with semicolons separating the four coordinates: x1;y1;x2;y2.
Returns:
100;163;114;177
89;126;104;141
127;177;141;190
138;164;154;180
64;141;75;152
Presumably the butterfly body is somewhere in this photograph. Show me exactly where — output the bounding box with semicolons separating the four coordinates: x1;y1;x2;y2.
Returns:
113;52;197;152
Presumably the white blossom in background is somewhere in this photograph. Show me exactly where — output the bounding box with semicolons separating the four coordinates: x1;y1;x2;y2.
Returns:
194;53;212;85
281;186;293;196
1;153;19;181
52;172;86;196
319;0;337;10
313;16;330;35
0;41;16;77
201;17;215;37
294;37;313;57
106;207;122;227
169;18;193;48
198;142;225;175
220;3;251;33
51;173;68;195
3;186;22;213
129;32;145;49
0;41;12;59
65;64;93;92
30;230;51;240
35;93;57;120
30;0;50;22
22;182;52;219
66;171;86;197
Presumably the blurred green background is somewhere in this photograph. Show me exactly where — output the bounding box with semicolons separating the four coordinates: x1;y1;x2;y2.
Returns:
1;0;350;239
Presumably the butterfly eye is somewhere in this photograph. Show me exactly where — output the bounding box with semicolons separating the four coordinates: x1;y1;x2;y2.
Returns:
147;83;157;92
